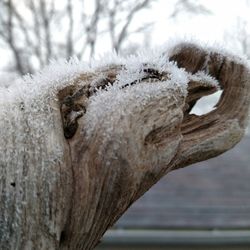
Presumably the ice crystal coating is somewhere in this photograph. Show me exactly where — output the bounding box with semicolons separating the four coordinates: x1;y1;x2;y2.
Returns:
1;39;248;246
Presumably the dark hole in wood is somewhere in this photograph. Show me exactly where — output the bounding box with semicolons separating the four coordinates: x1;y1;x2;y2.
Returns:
59;231;67;245
10;182;16;187
64;122;78;139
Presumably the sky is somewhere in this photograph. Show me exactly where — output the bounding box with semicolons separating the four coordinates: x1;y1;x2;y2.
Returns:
151;0;249;49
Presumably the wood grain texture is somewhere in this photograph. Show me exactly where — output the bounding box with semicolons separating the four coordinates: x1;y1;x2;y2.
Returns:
0;43;249;250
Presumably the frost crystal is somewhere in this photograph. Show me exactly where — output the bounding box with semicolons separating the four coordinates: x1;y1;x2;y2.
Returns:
189;71;219;89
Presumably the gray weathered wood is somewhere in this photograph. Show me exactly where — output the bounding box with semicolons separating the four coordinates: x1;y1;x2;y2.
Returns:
0;43;250;250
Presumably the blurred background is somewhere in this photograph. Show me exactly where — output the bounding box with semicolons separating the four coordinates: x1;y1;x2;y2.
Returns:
0;0;249;249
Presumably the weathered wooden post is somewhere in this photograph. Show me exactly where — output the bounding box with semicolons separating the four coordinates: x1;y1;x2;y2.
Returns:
0;42;249;249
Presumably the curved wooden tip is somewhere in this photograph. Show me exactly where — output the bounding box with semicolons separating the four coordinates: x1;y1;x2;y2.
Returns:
169;43;250;169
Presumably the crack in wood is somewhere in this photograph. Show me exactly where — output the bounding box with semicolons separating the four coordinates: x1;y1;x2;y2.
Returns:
59;67;168;139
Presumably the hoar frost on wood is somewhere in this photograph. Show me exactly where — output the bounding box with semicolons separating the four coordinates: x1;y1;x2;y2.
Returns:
0;41;250;250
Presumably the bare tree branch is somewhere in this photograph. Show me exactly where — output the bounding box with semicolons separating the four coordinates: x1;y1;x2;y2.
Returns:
171;0;211;18
28;0;45;68
6;0;28;74
66;0;74;58
87;0;102;57
39;0;52;64
115;0;151;51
